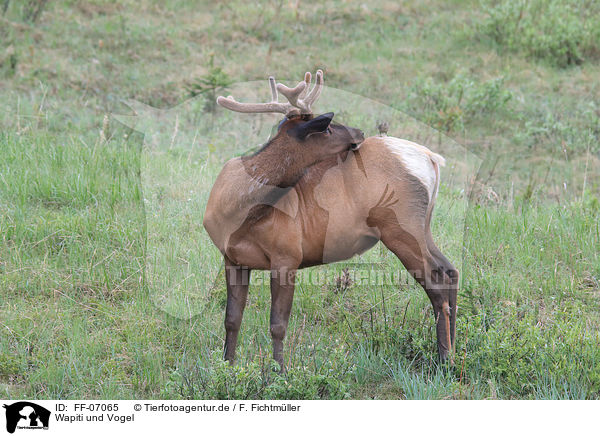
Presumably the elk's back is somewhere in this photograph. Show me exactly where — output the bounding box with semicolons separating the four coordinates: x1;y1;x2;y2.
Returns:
203;136;444;269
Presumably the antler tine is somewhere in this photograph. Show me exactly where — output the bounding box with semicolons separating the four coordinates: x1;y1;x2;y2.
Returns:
276;80;308;111
304;69;324;108
268;76;278;102
297;72;311;101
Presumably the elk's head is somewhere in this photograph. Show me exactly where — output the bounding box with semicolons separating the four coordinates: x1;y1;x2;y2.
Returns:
275;112;364;161
217;70;364;165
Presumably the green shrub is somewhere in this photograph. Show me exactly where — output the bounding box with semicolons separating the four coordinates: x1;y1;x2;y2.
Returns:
165;351;351;400
264;367;351;400
185;54;232;113
404;74;512;132
2;0;49;23
460;312;600;399
0;353;22;377
477;0;600;67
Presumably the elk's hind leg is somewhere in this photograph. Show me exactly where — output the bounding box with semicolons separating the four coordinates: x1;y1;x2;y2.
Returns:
426;235;459;354
224;257;251;362
382;231;456;361
368;205;456;361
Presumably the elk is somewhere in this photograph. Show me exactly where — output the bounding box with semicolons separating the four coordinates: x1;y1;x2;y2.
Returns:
203;70;458;368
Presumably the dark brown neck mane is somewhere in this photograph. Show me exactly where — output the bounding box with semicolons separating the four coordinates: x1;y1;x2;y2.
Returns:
240;118;317;190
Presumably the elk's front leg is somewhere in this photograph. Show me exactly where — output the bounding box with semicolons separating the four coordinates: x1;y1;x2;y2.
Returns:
224;258;251;363
269;267;296;369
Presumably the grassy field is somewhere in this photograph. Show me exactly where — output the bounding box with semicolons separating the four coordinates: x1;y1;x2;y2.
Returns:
1;0;599;399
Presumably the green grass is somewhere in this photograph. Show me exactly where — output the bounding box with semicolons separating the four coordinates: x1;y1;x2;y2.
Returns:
1;0;599;399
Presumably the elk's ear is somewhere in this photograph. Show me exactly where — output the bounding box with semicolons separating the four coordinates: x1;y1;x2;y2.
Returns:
287;112;334;140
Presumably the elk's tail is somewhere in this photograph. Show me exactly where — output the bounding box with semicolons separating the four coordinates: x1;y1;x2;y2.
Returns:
425;154;444;226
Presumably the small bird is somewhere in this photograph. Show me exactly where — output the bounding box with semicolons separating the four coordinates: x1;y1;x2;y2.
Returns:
376;120;389;136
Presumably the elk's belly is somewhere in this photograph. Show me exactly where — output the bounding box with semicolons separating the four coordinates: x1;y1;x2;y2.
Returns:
319;224;379;264
298;212;381;267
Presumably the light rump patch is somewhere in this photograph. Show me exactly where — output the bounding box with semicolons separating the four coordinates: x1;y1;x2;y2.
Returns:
383;136;445;199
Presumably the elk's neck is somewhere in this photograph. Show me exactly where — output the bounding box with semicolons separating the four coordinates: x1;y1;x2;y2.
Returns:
241;141;315;189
